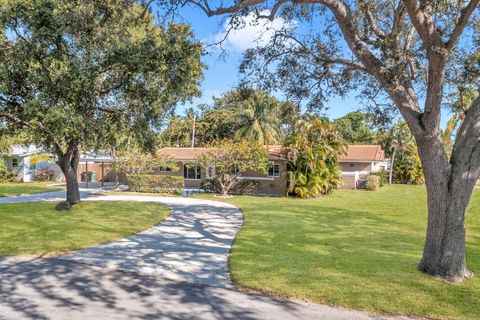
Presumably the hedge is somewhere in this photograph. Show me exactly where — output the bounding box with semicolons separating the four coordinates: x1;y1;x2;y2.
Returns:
127;174;184;194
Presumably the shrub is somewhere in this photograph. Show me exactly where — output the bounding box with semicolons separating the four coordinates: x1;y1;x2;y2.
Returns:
127;174;184;194
34;168;55;181
231;179;261;195
365;175;381;191
200;178;221;193
0;159;17;182
370;171;387;187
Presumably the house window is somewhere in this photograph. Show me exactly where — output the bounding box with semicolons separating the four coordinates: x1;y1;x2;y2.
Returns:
184;165;201;180
268;163;280;177
159;166;172;172
230;165;239;176
29;163;37;171
11;158;18;168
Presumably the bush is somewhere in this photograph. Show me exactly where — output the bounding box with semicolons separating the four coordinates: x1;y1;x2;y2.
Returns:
370;171;387;187
127;174;184;194
231;179;261;195
200;178;221;193
0;160;18;182
34;168;55;181
365;175;381;191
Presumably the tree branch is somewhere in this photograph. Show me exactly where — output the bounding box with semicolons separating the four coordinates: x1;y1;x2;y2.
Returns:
402;0;444;49
446;0;480;52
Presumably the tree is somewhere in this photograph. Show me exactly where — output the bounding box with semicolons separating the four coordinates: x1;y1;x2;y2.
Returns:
285;116;346;198
177;0;480;281
0;0;203;204
334;112;376;144
387;121;412;185
161;87;299;146
393;140;424;185
235;90;281;145
194;139;269;197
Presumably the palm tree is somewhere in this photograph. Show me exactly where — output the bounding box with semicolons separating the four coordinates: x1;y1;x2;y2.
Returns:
235;91;280;145
441;87;476;155
388;121;411;185
285;116;347;198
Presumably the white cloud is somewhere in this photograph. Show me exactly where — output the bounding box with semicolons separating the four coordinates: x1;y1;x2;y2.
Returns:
211;11;295;52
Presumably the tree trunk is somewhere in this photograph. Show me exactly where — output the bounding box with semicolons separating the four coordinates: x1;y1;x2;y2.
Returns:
56;146;81;204
416;136;474;281
388;146;397;185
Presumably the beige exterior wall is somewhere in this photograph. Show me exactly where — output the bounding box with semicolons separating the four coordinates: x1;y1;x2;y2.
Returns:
152;160;287;196
340;162;372;172
341;175;357;190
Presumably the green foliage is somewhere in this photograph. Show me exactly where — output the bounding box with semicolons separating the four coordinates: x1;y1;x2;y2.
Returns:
0;0;203;157
393;142;424;185
334;112;376;144
231;179;262;195
200;178;221;193
285;116;346;198
365;175;381;191
234;90;281;145
127;174;184;194
161;87;300;146
369;171;387;187
195;139;269;196
0;159;17;182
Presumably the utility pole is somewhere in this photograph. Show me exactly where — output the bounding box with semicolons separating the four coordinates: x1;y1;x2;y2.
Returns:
191;113;196;148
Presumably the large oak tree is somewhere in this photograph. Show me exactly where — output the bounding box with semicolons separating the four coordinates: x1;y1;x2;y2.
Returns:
170;0;480;281
0;0;203;204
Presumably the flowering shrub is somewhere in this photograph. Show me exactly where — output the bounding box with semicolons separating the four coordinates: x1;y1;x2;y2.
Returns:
34;168;55;181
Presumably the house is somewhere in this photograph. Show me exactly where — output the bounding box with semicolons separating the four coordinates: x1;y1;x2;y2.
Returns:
2;143;388;193
340;145;389;189
157;144;387;194
157;145;288;196
2;145;115;183
2;145;63;182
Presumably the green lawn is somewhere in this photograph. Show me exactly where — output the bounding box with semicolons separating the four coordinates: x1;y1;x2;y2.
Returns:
0;182;63;197
199;185;480;320
0;201;169;256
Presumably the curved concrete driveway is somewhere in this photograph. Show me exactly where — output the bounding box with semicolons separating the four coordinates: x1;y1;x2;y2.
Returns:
0;190;408;320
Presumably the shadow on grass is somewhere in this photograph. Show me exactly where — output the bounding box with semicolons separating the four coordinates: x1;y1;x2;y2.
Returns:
230;203;480;319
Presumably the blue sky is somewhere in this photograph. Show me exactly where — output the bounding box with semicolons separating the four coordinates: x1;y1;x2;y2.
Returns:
166;5;360;120
161;5;456;128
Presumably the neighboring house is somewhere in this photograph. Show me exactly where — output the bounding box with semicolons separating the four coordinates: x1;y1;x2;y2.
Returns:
2;145;115;183
340;145;389;189
157;146;288;196
2;145;63;182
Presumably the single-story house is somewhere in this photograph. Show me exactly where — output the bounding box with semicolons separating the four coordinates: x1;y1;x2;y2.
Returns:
156;144;388;195
157;145;288;196
340;144;389;189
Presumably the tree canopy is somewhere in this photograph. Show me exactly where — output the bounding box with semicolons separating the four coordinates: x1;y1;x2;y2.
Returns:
0;0;203;203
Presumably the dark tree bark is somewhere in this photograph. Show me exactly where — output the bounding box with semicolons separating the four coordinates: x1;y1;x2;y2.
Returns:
56;145;81;204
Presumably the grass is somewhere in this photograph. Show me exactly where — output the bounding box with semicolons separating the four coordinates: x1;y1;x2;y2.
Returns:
198;185;480;320
0;201;169;256
0;181;63;197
